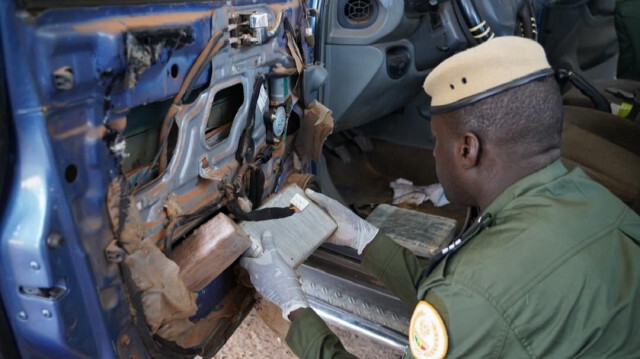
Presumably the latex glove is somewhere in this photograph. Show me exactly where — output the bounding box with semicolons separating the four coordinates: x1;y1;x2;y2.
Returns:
240;231;309;321
305;189;379;254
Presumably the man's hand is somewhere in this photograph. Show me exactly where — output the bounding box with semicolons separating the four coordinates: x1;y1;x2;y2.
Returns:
305;189;379;254
240;231;309;321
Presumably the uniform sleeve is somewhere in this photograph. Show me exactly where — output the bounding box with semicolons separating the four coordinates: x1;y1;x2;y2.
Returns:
423;282;529;358
285;307;358;359
361;232;424;307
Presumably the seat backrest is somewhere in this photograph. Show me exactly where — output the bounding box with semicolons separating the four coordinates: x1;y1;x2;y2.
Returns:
539;0;618;81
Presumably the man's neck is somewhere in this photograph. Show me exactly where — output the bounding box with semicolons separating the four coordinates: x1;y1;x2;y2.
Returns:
476;150;560;211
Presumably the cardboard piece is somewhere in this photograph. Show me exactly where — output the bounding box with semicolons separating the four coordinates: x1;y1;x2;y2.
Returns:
171;213;252;292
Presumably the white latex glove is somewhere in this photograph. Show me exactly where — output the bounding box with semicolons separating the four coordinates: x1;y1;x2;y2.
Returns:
240;231;309;321
305;189;379;254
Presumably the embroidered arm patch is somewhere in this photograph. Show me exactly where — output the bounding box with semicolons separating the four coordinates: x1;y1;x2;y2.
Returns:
409;301;448;359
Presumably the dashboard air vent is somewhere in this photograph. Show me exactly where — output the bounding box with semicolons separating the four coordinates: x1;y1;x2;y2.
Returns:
338;0;379;29
345;0;374;23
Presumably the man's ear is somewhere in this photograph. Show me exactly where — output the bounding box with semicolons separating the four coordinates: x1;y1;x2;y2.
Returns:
456;132;480;169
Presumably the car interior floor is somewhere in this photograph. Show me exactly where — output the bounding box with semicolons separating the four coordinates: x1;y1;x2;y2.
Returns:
323;134;469;233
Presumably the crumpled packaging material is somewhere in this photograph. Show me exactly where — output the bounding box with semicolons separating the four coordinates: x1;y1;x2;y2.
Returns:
107;177;253;348
390;178;449;207
107;177;199;345
125;239;198;335
127;238;251;348
294;100;334;162
286;30;304;75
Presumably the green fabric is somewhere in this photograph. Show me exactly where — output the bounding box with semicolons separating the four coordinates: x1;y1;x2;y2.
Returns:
285;307;357;359
361;232;424;308
287;160;640;358
616;0;640;80
418;160;640;358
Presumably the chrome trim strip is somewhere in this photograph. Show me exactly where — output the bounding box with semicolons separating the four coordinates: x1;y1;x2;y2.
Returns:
308;297;409;350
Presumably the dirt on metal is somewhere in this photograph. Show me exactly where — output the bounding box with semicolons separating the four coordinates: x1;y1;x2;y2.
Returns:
213;309;404;359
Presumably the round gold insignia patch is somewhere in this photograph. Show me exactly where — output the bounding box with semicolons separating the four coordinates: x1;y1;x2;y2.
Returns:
408;301;448;359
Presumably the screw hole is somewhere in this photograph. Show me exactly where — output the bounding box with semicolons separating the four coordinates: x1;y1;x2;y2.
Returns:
449;84;455;90
170;64;179;78
65;164;78;183
462;77;467;84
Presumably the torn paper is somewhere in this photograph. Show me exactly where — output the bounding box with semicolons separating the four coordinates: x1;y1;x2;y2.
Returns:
390;178;449;207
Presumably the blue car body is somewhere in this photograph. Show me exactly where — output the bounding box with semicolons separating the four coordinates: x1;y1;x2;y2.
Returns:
0;0;309;357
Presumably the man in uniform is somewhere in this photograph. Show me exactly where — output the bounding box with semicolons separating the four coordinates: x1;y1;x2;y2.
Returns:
240;36;640;358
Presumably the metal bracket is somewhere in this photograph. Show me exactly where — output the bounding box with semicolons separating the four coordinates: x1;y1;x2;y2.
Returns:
229;11;283;48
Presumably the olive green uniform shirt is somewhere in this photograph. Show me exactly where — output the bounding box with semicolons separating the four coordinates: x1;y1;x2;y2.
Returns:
286;161;640;358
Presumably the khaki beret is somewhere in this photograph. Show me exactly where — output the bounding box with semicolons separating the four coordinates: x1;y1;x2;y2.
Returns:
423;36;553;114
